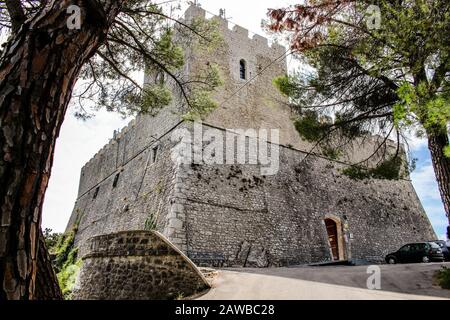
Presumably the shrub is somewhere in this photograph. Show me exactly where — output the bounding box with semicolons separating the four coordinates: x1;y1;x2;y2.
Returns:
343;157;404;180
44;226;81;299
436;267;450;290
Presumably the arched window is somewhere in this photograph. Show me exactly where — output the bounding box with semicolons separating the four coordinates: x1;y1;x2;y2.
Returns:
239;59;246;80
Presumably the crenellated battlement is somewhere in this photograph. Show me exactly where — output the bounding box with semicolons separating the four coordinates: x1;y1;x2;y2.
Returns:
232;24;249;38
184;5;286;57
83;118;137;170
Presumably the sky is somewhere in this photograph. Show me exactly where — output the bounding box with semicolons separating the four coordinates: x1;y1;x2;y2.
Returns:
41;0;448;240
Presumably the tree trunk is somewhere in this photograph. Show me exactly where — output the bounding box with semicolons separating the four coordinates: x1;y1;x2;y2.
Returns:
0;0;123;300
427;129;450;239
35;231;63;300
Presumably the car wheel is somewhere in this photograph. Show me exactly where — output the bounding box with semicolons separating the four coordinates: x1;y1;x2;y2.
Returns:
387;257;396;264
422;256;430;263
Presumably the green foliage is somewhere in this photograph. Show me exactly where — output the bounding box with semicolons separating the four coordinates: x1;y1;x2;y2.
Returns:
57;259;82;299
183;90;218;121
270;0;450;170
424;96;450;133
321;146;341;160
273;75;302;99
182;63;223;120
142;22;222;119
202;63;223;88
293;111;329;142
334;112;369;138
140;85;172;116
394;82;450;134
71;2;223;119
343;157;405;180
444;145;450;158
188;17;224;53
152;29;185;71
436;267;450;289
342;166;371;180
46;225;81;299
43;228;63;251
50;227;77;272
144;213;158;231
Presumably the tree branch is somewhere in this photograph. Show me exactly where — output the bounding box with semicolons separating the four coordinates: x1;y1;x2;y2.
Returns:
5;0;26;33
96;50;143;90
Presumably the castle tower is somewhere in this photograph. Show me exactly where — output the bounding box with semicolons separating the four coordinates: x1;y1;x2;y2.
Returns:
143;5;304;149
181;6;305;149
66;5;436;267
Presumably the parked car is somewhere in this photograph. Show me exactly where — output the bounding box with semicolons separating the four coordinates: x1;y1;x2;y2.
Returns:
432;240;450;261
385;242;444;264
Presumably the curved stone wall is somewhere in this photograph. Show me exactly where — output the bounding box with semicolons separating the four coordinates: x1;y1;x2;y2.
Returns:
73;230;209;300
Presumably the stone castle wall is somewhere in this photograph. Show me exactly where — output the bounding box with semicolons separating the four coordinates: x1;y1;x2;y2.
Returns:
181;5;400;165
183;5;304;151
65;5;436;266
74;110;181;200
71;4;402;211
175;125;435;266
73;231;209;300
67;121;181;256
67;121;436;265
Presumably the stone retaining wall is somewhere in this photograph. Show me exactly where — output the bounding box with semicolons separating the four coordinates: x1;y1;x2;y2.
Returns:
73;230;209;300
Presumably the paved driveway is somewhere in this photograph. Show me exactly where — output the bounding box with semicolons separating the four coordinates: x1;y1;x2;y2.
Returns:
198;262;450;300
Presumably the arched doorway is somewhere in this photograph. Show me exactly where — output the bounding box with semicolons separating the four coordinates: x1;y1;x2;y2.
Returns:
325;218;340;260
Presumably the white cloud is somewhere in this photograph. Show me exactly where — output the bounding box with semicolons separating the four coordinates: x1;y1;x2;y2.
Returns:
410;161;442;201
410;160;448;238
424;204;448;229
407;136;428;152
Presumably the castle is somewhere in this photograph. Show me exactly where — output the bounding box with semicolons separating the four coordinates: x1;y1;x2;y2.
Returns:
66;5;436;267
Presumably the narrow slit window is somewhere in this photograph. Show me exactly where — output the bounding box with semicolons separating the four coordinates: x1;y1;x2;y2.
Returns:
152;146;158;163
112;173;120;188
239;59;246;80
93;186;100;199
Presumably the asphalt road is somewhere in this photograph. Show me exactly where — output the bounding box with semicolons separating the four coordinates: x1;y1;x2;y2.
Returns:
198;262;450;300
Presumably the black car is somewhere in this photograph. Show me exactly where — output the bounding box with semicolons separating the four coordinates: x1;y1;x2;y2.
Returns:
432;240;450;261
385;242;444;264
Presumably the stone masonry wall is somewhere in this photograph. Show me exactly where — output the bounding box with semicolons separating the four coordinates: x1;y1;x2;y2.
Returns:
67;121;436;267
182;5;397;166
73;231;209;300
75;109;181;199
67;123;182;257
183;5;302;151
170;123;436;266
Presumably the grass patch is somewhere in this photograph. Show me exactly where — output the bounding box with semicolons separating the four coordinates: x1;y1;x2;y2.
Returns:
45;225;82;299
436;267;450;290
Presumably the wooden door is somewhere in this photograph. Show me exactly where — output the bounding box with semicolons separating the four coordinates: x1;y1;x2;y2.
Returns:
325;219;339;260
